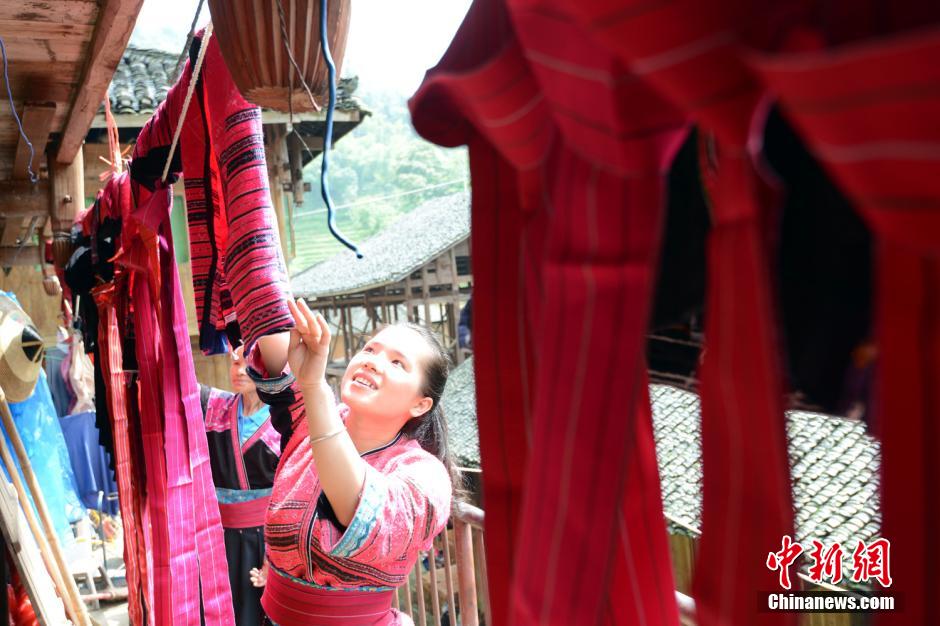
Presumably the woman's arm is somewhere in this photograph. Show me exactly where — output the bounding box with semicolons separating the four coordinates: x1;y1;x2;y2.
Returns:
277;299;366;527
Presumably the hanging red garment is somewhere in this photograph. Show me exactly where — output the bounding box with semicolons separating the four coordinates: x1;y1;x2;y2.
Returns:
130;104;237;626
752;24;940;625
412;1;686;623
90;173;151;625
88;169;236;625
536;4;800;623
131;29;294;355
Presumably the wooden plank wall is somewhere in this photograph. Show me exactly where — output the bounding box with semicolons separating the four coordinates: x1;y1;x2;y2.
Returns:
0;267;61;341
192;337;231;392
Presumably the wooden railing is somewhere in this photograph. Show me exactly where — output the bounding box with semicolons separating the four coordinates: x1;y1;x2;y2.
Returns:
395;502;697;626
393;501;488;625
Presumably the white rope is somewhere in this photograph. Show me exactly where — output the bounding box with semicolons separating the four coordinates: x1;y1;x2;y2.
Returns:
161;22;214;183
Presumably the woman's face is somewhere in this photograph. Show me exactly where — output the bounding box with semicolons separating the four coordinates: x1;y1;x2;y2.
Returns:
341;326;434;424
229;346;256;394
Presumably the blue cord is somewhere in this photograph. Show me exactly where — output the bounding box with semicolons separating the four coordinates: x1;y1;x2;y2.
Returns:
320;0;362;258
0;36;39;184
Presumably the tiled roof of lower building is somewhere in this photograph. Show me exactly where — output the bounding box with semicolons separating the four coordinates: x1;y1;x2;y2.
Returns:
440;373;882;591
291;193;470;299
441;356;479;470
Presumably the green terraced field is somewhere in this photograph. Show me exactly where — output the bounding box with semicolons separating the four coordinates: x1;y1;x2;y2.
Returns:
288;213;386;275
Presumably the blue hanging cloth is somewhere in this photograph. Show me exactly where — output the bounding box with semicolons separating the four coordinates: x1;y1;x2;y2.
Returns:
0;290;86;546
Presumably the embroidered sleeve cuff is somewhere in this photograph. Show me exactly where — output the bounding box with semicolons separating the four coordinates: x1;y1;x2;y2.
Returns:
329;467;388;558
246;347;295;394
246;366;295;394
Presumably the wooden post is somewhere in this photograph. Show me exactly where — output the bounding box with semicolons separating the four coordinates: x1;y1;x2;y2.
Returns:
428;543;442;626
413;558;427;626
440;532;457;626
421;264;432;333
472;529;491;626
287;134;306;208
0;392;89;625
340;306;351;362
454;521;479;626
49;149;85;272
403;568;414;617
405;275;415;323
449;248;463;364
349;304;358;349
265;125;293;266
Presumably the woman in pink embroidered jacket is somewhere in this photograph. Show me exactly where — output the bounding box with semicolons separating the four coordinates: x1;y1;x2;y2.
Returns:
199;345;281;626
248;300;455;626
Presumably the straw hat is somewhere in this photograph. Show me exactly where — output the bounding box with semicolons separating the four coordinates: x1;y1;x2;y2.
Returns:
0;293;43;403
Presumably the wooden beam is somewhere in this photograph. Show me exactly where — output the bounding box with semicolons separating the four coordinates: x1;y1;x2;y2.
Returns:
13;103;55;180
258;110;359;125
56;0;145;164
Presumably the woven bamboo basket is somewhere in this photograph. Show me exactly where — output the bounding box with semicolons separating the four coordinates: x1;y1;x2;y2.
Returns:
206;0;351;112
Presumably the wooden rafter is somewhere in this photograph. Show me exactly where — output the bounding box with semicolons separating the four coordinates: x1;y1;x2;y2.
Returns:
56;0;145;164
13;103;56;180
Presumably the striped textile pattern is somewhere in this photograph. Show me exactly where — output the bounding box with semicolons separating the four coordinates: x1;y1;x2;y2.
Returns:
131;89;238;621
128;212;199;624
179;32;293;355
130;29;293;356
412;1;686;624
416;1;940;625
91;198;150;624
538;3;799;623
752;25;940;625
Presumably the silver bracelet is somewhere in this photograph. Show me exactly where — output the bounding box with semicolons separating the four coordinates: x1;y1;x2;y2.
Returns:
309;425;347;446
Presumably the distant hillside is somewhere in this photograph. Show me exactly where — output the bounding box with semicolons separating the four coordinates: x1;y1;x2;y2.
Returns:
288;88;469;273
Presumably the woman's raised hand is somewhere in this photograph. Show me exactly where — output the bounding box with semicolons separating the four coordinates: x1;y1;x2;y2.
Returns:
287;298;332;390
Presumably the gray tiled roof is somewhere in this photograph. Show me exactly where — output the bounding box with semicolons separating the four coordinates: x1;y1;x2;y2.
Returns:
441;357;479;469
292;193;470;299
651;384;881;590
107;47;364;116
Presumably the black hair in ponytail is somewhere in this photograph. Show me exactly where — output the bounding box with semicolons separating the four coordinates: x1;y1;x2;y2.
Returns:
395;322;464;500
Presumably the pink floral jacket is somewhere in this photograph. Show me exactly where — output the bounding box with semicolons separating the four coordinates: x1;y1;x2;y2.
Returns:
252;367;452;596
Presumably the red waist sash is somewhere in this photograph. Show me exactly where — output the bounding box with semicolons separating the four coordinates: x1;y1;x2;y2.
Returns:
262;568;396;626
217;495;270;529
